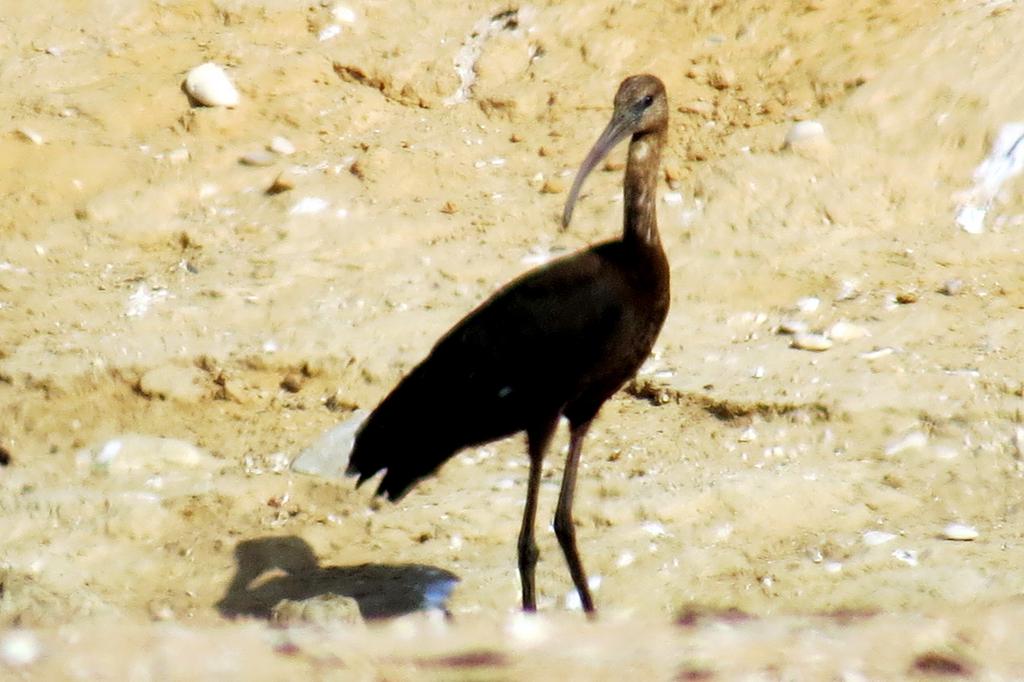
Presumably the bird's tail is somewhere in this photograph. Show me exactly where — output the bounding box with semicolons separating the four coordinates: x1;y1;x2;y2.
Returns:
345;370;462;501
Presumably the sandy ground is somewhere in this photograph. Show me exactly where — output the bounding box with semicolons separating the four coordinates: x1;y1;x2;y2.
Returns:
3;0;1024;678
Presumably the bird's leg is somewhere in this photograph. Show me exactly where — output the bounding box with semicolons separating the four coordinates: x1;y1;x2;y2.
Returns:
554;418;596;616
519;419;557;612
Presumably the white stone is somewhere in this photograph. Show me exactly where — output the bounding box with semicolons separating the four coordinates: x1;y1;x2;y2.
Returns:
269;136;296;155
125;283;169;318
1014;426;1024;459
940;279;963;296
318;24;341;41
778;319;808;335
331;5;357;23
892;549;919;566
795;296;820;313
0;630;41;667
166;148;190;164
835;279;860;301
785;120;827;146
791;332;832;351
859;347;895;360
641;521;667;537
884;431;927;456
862;530;897;546
88;434;218;474
290;197;329;215
240;150;276;167
184;62;240;107
15;127;44;145
943;522;979;541
828;320;870;342
292;411;369;478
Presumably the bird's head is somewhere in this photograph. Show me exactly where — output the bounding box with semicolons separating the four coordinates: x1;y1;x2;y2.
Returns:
562;74;668;229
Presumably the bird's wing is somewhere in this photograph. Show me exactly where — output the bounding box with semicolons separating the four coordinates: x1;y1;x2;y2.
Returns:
429;247;627;404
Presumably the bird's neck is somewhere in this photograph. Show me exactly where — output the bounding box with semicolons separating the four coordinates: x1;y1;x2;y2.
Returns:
622;129;664;249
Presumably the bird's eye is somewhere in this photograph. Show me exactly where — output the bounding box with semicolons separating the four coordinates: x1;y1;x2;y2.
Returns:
640;95;654;109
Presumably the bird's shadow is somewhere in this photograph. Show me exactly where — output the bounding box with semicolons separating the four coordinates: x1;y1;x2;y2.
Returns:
216;536;459;620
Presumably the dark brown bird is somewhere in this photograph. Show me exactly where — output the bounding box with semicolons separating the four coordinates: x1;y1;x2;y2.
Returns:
347;74;670;614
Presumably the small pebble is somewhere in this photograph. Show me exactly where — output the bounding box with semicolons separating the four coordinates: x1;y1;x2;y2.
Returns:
942;522;979;541
827;320;870;342
679;100;715;117
778;319;808;335
318;24;342;41
860;346;895;360
709;67;736;90
795;296;820;313
784;120;827;147
184;62;240;107
280;373;304;393
269;136;296;155
791;332;832;351
835;279;860;301
240;150;277;167
862;530;897;546
272;594;363;626
166;148;190;164
892;548;919;566
85;434;216;473
940;279;963;296
440;201;458;214
267;170;297;195
641;521;667;537
292;411;369;478
15;127;44;145
884;431;927;456
290;197;329;215
331;4;357;23
540;178;565;194
138;365;208;403
0;630;42;667
126;283;169;318
895;290;919;304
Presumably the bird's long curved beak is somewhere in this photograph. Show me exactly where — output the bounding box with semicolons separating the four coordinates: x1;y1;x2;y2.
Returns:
561;111;633;229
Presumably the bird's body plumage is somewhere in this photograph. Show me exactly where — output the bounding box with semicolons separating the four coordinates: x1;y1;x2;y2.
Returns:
349;238;669;500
